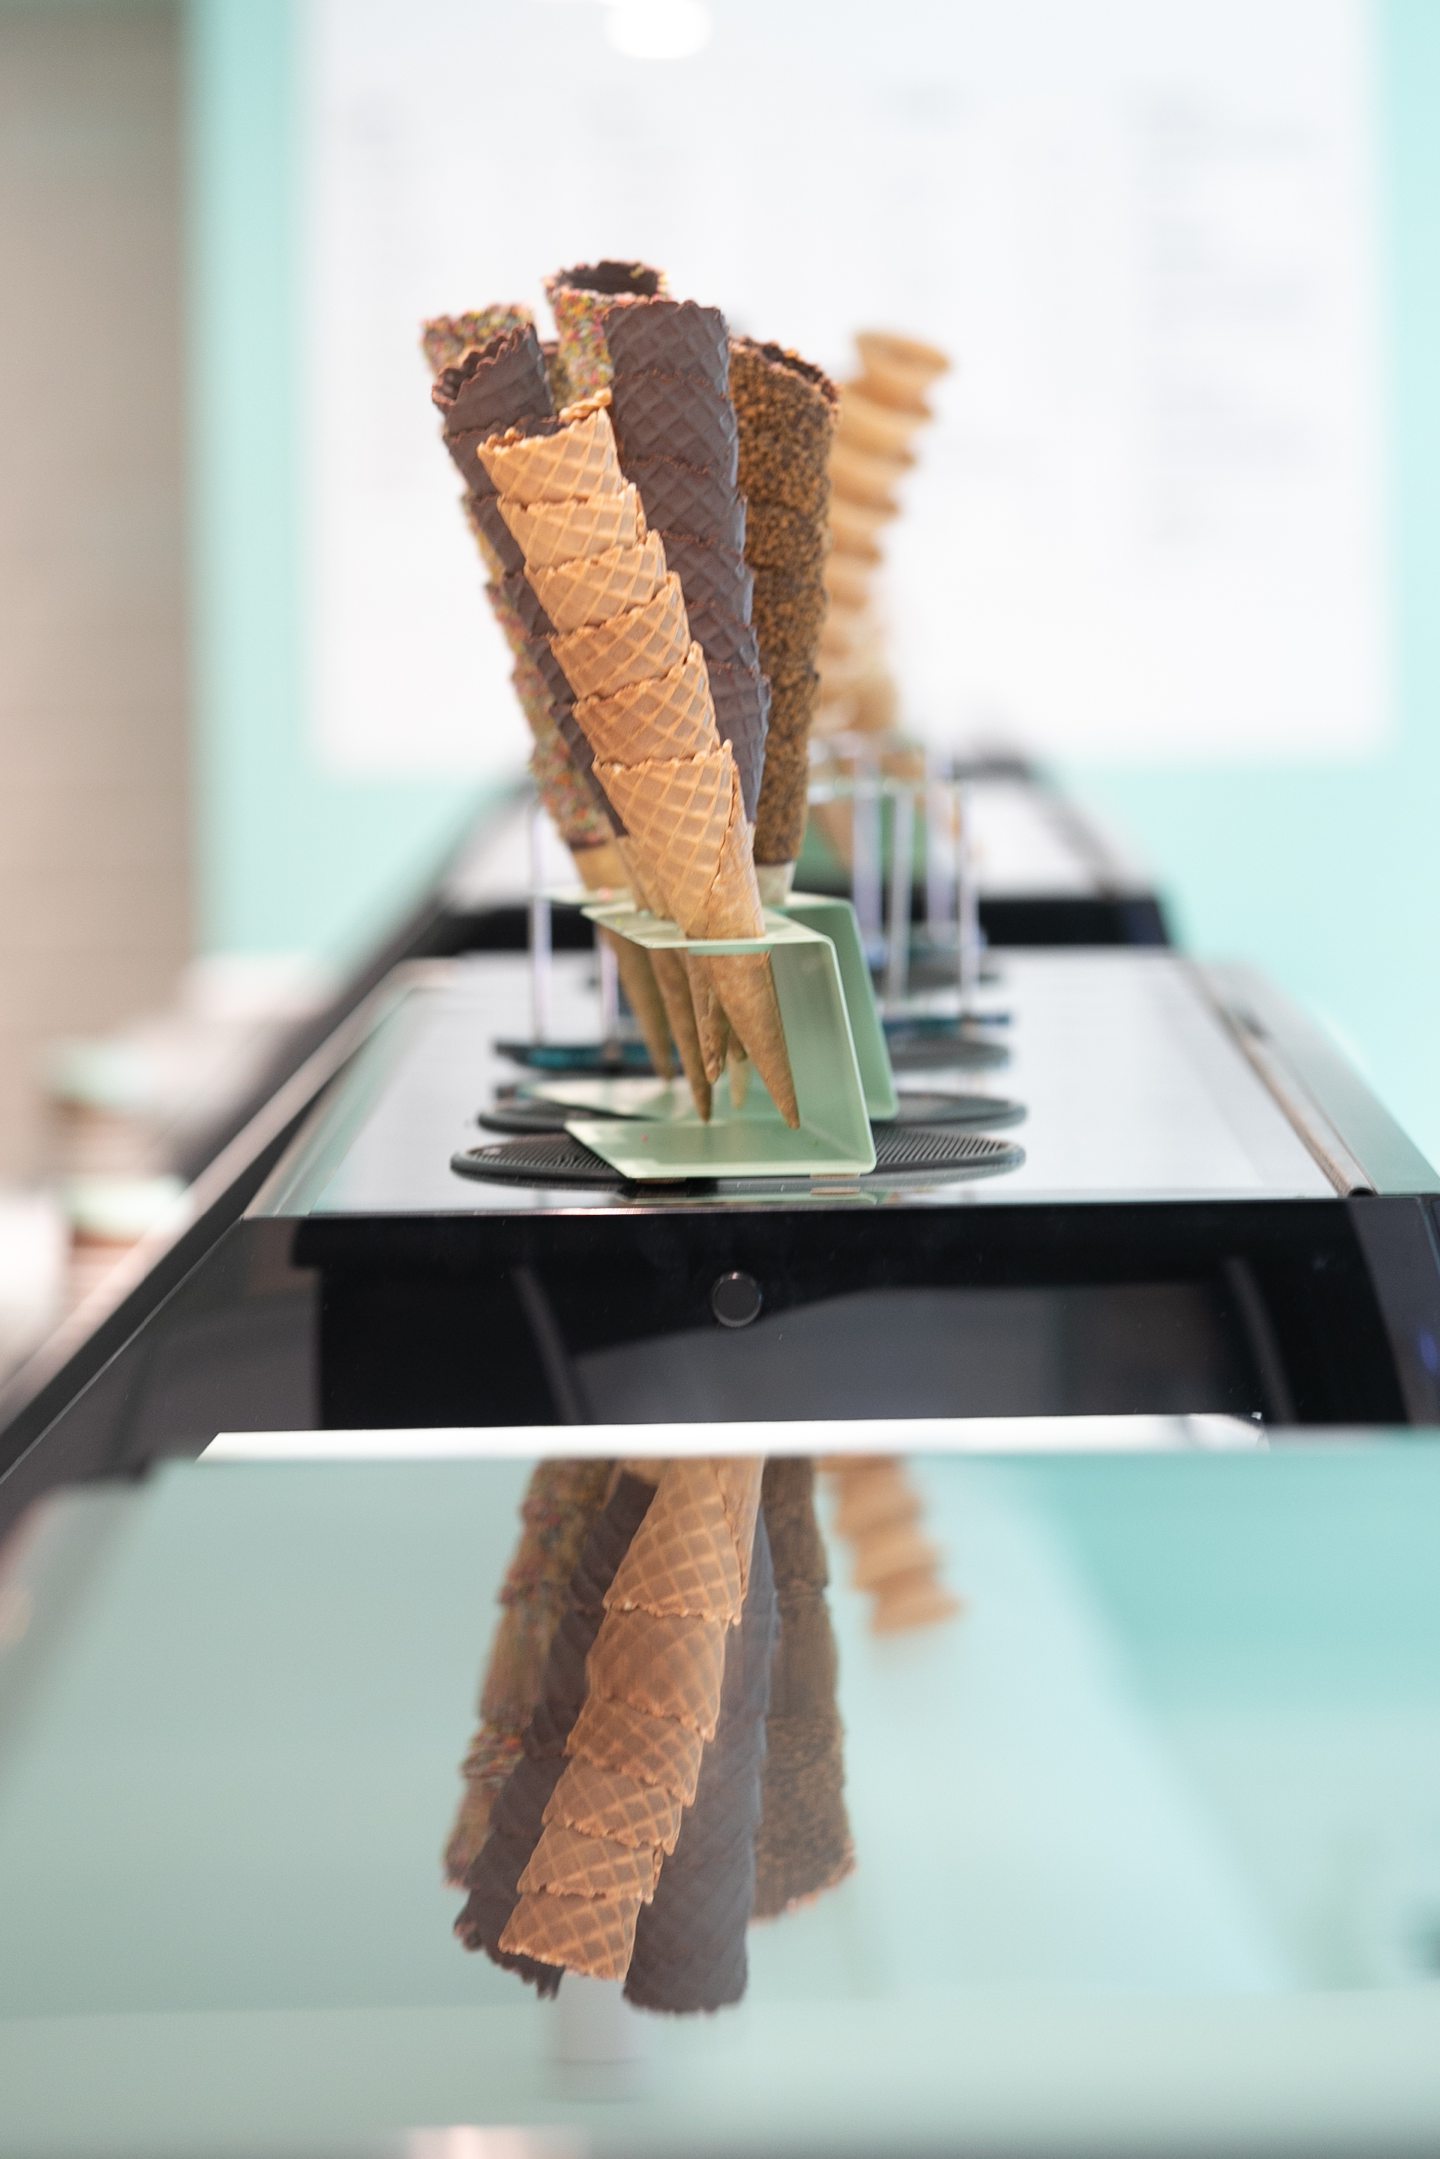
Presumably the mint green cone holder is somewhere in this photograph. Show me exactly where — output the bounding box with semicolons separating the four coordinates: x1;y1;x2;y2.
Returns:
547;894;896;1181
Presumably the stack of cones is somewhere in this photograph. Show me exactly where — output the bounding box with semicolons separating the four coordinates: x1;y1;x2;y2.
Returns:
603;297;770;839
482;395;800;1126
424;321;679;1082
455;1452;859;2013
495;1457;764;1987
729;339;839;898
824;1455;963;1634
545;261;668;402
444;1457;613;1886
751;1457;854;1916
817;328;950;738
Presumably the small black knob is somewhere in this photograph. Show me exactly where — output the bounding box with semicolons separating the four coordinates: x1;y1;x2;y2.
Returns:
711;1271;762;1329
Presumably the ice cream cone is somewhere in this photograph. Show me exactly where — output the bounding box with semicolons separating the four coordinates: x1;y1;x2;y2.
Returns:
500;1886;643;1983
479;395;621;506
546;260;668;399
659;532;754;623
836;384;930;459
518;1822;662;1902
574;842;676;1083
730;336;838;518
752;1458;854;1918
828;437;906;513
575;642;715;765
530;532;668;633
587;1607;729;1737
565;1690;708;1803
501;481;644;569
624;453;747;554
603;296;730;395
855;327;949;410
543;1757;686;1855
611;369;740;482
824;1456;963;1635
421;305;532;375
551;572;690;699
607;1456;750;1625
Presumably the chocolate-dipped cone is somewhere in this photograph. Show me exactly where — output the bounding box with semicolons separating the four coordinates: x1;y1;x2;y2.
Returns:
456;1471;657;1993
611;370;740;484
730;338;838;874
604;297;730;395
625;1511;776;2013
752;1459;854;1918
421;305;533;375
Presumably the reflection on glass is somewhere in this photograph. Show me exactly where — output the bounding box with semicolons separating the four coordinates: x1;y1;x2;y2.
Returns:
449;1455;962;2012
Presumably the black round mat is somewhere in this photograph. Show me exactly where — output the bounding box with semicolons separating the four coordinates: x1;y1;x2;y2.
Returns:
452;1124;1023;1189
884;1089;1026;1130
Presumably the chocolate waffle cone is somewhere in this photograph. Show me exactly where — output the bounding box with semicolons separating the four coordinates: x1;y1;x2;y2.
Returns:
461;491;521;578
531;532;668;633
660;533;754;624
433;325;553;440
421;305;532;375
456;1470;656;1992
552;572;690;699
604;296;730;395
707;660;770;827
753;1459;854;1917
501;481;644;569
625;454;747;555
626;1512;777;2013
479;396;621;506
546;260;668;399
688;598;762;676
611;370;740;483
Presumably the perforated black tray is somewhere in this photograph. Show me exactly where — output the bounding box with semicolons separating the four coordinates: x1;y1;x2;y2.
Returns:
452;1124;1024;1189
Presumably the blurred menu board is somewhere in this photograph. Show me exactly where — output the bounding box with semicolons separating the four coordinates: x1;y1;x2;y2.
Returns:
303;0;1389;772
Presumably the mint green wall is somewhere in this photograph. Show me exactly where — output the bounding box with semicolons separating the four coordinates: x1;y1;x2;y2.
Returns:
187;1;1439;1157
184;0;483;970
1068;0;1440;1162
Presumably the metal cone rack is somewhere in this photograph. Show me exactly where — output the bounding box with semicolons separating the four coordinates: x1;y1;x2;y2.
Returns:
528;890;896;1182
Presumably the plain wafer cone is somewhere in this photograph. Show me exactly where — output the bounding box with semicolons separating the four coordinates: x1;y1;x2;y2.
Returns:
566;1691;708;1803
574;842;675;1083
543;1758;686;1855
607;1456;758;1626
552;572;690;699
530;532;668;633
575;643;716;766
479;396;621;506
588;1607;729;1736
518;1823;662;1902
501;482;644;568
500;1887;643;1982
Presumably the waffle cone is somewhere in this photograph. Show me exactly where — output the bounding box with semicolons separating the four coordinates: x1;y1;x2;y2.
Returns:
568;1691;706;1804
594;748;743;934
850;1521;943;1592
831;1458;924;1538
872;1572;965;1633
531;532;667;633
588;1607;729;1737
574;643;716;767
607;1457;759;1627
552;572;690;700
829;492;890;553
687;960;731;1083
604;296;730;395
518;1822;662;1902
421;306;533;376
855;327;949;405
574;836;676;1079
824;549;875;612
500;1887;643;1982
830;438;906;512
837;385;929;459
478;397;621;506
547;261;667;398
705;951;798;1126
501;482;644;569
649;948;712;1121
543;1757;686;1856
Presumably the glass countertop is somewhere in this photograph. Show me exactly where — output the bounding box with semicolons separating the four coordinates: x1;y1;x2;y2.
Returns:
2;1439;1439;2155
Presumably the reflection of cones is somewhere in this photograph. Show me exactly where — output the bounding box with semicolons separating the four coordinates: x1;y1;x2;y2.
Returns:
626;1512;776;2013
455;1469;653;1991
501;1456;763;1987
442;1456;613;1881
530;532;667;632
823;1456;963;1634
753;1458;854;1918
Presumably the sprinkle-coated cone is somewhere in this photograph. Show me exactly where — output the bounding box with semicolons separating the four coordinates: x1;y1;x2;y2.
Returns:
546;260;668;398
501;482;644;569
479;397;621;506
530;532;667;633
421;305;532;375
